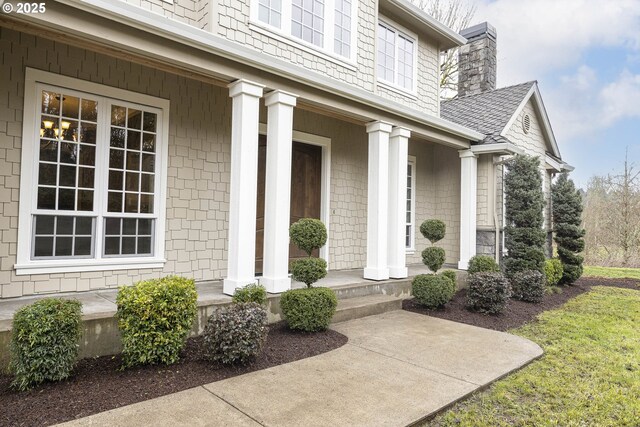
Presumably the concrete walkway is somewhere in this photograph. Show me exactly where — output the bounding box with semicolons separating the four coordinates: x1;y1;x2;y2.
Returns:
59;311;543;427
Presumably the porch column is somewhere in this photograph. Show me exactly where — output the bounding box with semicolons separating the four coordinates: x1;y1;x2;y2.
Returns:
260;90;298;293
364;121;392;281
223;79;265;295
388;126;411;278
458;149;478;270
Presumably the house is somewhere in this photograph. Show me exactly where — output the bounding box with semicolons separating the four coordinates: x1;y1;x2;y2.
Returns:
0;1;570;299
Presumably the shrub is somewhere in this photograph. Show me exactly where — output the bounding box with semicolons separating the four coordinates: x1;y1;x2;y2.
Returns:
422;247;446;273
420;219;446;244
552;173;585;284
504;155;546;277
440;270;457;288
544;259;563;287
203;303;267;365
280;287;337;332
411;274;455;308
289;218;327;256
232;283;267;305
467;272;511;315
116;276;198;368
467;255;500;275
511;270;546;303
291;257;328;288
10;298;82;391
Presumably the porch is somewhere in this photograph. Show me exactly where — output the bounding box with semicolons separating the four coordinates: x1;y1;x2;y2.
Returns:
0;264;466;369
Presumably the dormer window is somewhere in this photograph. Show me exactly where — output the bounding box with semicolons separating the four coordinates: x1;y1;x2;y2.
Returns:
252;0;356;62
377;19;417;93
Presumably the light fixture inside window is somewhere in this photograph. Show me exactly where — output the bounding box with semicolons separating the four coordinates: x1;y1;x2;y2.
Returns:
43;120;54;129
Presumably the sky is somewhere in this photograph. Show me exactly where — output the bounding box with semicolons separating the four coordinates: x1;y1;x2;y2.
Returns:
469;0;640;189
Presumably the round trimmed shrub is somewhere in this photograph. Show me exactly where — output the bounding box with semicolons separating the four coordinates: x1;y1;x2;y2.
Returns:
440;270;457;288
422;246;446;273
511;270;545;303
203;303;267;365
467;255;500;275
467;272;511;314
232;283;267;305
420;219;446;244
10;298;82;391
289;218;327;256
116;276;198;368
280;287;337;332
544;259;563;287
411;274;455;308
291;257;327;288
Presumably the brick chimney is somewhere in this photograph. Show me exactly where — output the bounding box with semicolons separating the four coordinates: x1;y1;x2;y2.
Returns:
457;22;497;97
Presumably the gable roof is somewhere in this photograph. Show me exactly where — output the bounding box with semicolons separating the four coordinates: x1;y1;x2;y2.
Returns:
441;81;562;159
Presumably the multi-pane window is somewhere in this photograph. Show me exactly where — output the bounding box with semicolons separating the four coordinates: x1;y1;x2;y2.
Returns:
252;0;353;59
334;0;351;57
377;21;417;92
258;0;282;28
292;0;325;47
27;82;163;262
406;159;416;250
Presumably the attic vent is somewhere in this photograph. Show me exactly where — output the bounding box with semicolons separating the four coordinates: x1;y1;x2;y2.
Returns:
523;114;531;134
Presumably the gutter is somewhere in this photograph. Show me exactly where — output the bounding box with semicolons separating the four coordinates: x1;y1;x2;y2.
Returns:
47;0;483;142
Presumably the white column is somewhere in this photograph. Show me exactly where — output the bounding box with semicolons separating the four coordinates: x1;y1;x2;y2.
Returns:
364;121;392;281
223;79;265;295
388;126;411;278
458;149;478;270
260;90;298;293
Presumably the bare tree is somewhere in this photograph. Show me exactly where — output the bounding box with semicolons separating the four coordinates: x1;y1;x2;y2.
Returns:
412;0;476;98
607;149;640;266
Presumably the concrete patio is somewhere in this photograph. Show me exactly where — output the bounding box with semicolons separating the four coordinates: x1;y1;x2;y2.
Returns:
59;310;543;427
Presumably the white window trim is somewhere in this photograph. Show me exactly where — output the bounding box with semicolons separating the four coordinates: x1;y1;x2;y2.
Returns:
406;155;416;253
248;0;358;68
15;68;170;275
377;16;419;96
258;124;331;266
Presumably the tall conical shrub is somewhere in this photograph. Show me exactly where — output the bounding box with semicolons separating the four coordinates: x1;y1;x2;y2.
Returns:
551;173;585;284
503;155;546;277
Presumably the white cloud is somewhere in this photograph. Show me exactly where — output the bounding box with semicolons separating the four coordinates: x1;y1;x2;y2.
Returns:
473;0;640;85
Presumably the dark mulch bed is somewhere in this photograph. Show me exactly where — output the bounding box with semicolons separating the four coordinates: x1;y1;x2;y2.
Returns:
403;276;640;332
0;322;347;427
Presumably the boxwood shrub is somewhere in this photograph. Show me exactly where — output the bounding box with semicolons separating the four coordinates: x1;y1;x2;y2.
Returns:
422;246;446;273
420;219;446;244
411;274;455;308
467;255;500;275
280;287;337;332
440;270;457;288
467;272;511;314
544;258;563;287
10;298;82;391
116;276;198;368
511;270;546;303
289;218;327;256
203;302;268;364
291;257;328;288
232;283;267;305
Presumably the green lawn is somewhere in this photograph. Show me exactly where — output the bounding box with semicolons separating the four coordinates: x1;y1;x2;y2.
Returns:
583;265;640;280
427;286;640;427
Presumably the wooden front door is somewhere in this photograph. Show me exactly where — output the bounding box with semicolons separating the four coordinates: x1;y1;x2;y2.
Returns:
255;135;322;274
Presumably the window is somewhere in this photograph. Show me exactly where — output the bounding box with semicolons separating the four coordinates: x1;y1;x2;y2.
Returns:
377;20;417;92
252;0;355;60
334;0;352;57
258;0;282;28
406;157;416;250
17;69;168;274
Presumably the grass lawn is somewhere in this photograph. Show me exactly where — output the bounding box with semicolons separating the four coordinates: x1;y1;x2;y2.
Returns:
583;265;640;280
428;286;640;427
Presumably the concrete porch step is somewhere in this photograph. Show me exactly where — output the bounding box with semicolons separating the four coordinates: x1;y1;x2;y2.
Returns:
332;294;403;324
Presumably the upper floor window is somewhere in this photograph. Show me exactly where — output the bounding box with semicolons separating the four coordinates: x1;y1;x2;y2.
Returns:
258;0;282;28
252;0;356;61
377;19;417;93
16;69;169;275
